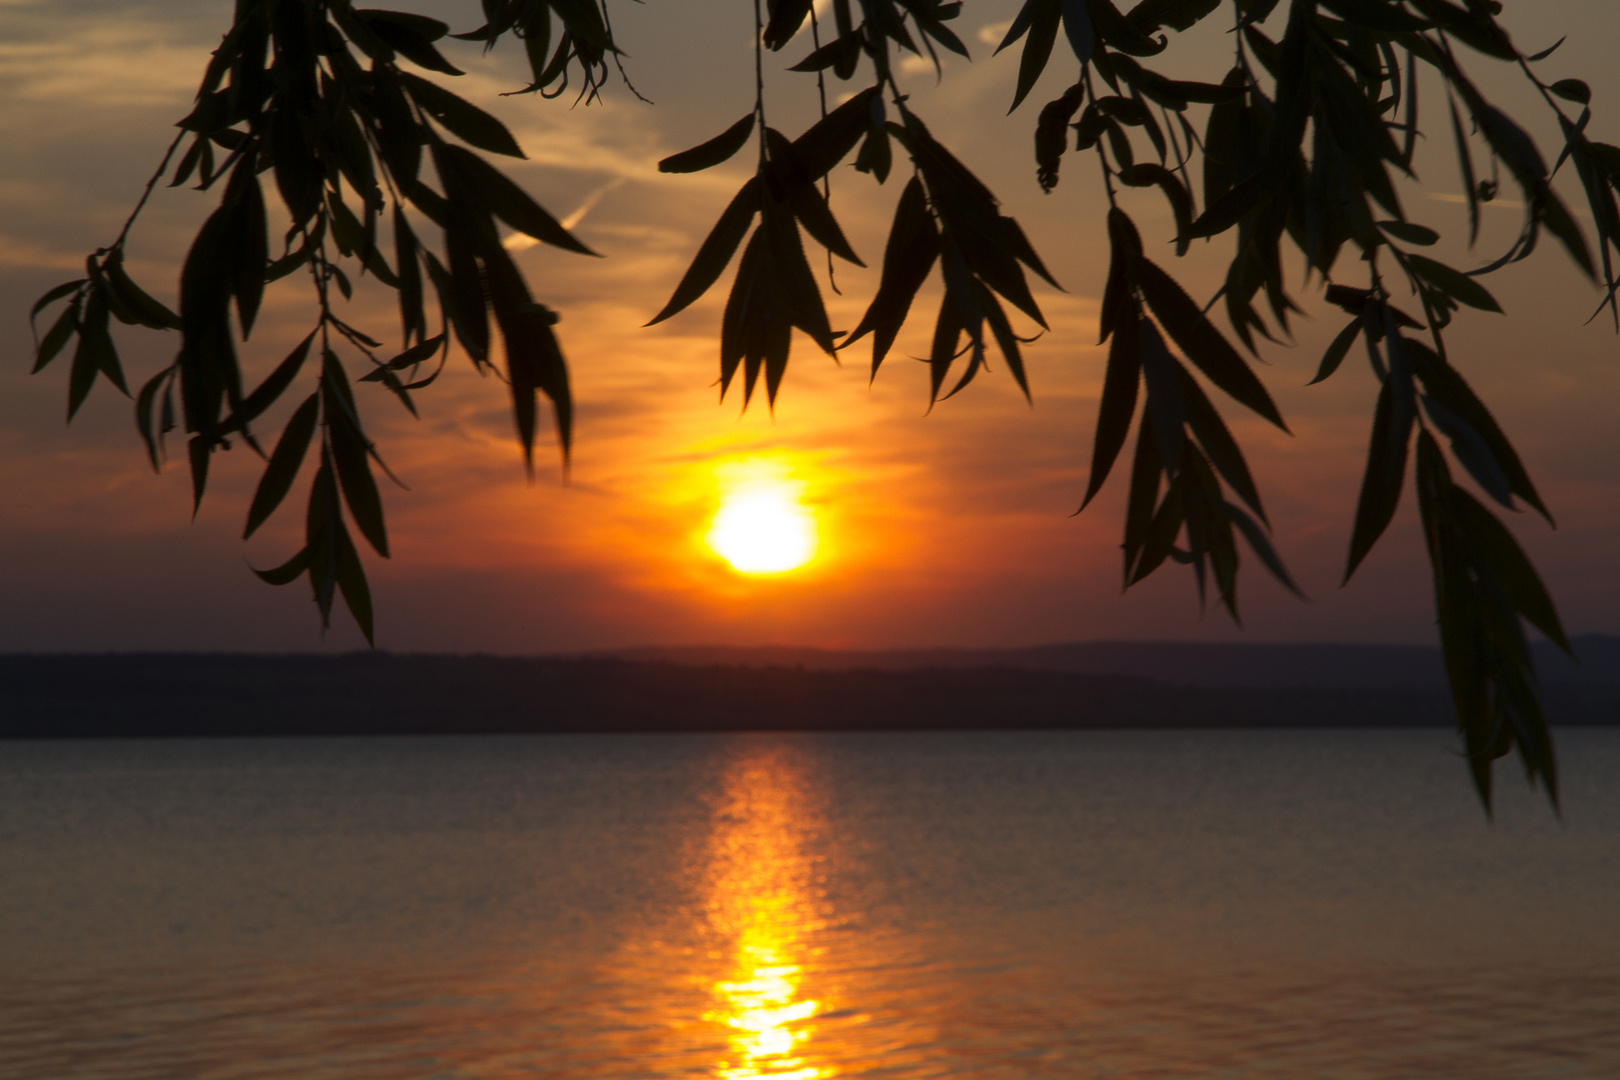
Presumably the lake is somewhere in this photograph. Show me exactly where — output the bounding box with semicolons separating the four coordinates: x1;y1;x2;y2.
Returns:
1;729;1617;1078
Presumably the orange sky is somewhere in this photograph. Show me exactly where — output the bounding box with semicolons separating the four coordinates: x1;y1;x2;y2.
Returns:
2;0;1617;653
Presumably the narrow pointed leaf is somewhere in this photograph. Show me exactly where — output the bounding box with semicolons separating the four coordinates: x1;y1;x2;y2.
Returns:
1136;258;1286;429
1345;381;1413;582
1138;318;1185;471
1310;318;1361;385
660;114;757;173
1406;340;1550;522
333;519;376;646
1084;302;1142;507
1223;500;1304;597
251;545;311;586
1406;254;1502;312
1060;0;1095;63
33;299;80;373
1449;486;1570;653
1009;0;1061;113
1180;366;1265;522
435;144;597;255
324;356;389;558
222;329;316;435
244;393;319;538
401;72;525;157
649;179;760;324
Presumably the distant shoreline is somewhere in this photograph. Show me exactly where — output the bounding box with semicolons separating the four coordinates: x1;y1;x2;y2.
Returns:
3;649;1616;739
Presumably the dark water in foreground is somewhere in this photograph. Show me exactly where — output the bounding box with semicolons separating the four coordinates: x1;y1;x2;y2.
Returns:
1;729;1617;1078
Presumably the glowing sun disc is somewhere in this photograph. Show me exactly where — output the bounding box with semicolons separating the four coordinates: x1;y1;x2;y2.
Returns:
708;490;817;574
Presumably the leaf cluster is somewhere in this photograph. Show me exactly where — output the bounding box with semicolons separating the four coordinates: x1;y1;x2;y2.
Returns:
32;0;600;642
987;0;1593;809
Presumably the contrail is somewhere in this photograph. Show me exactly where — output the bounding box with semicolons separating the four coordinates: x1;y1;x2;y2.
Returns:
504;177;627;251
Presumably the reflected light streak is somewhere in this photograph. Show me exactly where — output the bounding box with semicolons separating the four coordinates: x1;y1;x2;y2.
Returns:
703;743;831;1080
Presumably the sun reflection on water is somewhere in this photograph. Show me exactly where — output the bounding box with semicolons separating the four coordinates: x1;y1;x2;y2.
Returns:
703;741;832;1080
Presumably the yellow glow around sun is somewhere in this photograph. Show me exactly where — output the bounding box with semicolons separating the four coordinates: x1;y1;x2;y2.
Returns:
706;461;818;575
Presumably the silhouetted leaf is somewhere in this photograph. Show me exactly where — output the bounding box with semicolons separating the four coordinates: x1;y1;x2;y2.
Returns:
1003;0;1061;112
1310;318;1361;385
360;9;463;74
1117;163;1193;252
1124;0;1218;33
251;545;311;586
1345;380;1413;582
1420;392;1513;508
1223;500;1303;597
1185;171;1264;239
846;176;941;370
485;241;572;467
1036;84;1085;192
244;392;319;538
102;251;182;330
305;452;340;622
187;434;211;514
67;290;125;419
790;29;863;72
1550;79;1590;105
435;144;597;256
1321;0;1429;32
760;196;835;353
792;87;881;178
333;515;375;646
135;367;170;470
1180;365;1263;521
1119;419;1160;573
423;247;486;361
1087;0;1166;56
225;157;268;339
1060;0;1095;63
649;179;761;325
1136;258;1285;428
1526;37;1565;62
1405;338;1550;521
1098;208;1139;345
1377;220;1439;246
1539;187;1594;279
401;72;525;157
33;297;80;374
324;353;389;558
660;114;757;173
1131;483;1185;584
1138;318;1185;470
1405;253;1502;312
1084;300;1142;508
222;330;316;437
1448;485;1569;652
394;206;426;345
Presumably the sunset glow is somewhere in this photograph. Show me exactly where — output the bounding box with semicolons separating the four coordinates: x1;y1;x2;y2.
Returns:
706;462;819;575
2;0;1617;655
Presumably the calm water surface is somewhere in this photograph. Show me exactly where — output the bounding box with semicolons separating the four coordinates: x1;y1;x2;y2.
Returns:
1;729;1617;1078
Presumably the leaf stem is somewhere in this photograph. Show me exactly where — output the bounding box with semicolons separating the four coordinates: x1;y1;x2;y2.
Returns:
110;131;187;252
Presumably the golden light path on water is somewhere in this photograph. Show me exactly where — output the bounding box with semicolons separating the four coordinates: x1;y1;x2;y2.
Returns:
595;736;948;1076
702;742;832;1080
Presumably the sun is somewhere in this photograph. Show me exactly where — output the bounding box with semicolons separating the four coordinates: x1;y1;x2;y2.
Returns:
707;464;818;575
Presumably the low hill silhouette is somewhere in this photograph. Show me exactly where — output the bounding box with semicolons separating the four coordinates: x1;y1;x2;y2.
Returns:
2;640;1615;739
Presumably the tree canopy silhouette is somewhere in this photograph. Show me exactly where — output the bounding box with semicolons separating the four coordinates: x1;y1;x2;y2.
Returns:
29;0;1606;811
